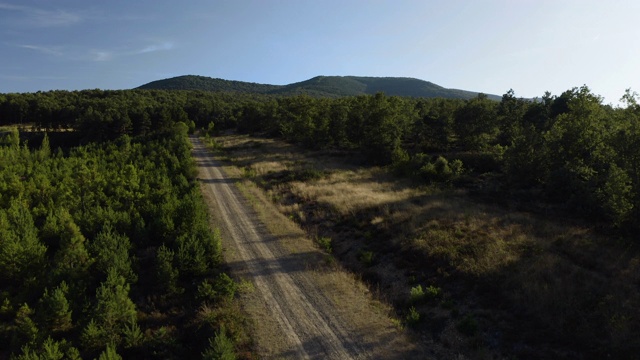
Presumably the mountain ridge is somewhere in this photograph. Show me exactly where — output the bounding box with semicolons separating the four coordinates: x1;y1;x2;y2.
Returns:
136;75;502;100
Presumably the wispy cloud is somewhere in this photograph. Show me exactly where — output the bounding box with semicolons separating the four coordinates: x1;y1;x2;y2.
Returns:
17;43;105;62
110;13;156;22
0;2;83;27
19;44;63;57
13;40;175;63
91;50;113;62
137;42;174;54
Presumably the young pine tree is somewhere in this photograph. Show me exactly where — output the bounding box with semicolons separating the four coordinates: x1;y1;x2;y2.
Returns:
12;303;39;352
89;224;136;283
202;325;235;360
37;281;73;333
90;267;138;346
155;244;181;296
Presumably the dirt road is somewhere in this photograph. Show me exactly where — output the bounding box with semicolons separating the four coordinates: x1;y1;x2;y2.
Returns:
191;137;424;359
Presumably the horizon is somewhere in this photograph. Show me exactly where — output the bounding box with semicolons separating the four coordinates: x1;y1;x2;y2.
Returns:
1;1;639;105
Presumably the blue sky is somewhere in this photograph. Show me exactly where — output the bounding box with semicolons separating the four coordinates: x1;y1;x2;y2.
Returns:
1;0;638;104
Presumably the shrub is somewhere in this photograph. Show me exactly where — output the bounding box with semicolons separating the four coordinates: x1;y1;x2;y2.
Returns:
425;285;442;299
419;156;464;183
206;122;215;137
410;284;442;304
316;236;332;253
176;235;210;277
405;306;420;326
409;285;425;304
213;273;237;303
391;146;411;176
202;325;235;360
197;274;237;304
359;250;375;267
197;280;217;303
81;319;105;351
122;320;144;349
97;343;122;360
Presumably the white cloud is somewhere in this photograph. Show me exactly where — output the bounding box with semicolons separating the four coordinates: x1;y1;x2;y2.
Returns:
137;42;174;54
19;44;63;56
0;2;83;27
12;40;174;63
91;51;113;62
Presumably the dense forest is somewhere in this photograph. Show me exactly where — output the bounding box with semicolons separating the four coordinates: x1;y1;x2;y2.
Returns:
0;114;245;357
1;84;640;357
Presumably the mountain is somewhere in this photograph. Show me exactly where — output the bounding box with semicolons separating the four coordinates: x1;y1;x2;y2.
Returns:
136;75;280;93
137;75;501;100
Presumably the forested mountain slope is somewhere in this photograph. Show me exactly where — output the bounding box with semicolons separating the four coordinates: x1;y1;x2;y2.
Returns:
137;75;280;93
137;75;501;100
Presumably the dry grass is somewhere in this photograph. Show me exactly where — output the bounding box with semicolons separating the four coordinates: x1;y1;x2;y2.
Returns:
290;169;423;217
213;133;640;358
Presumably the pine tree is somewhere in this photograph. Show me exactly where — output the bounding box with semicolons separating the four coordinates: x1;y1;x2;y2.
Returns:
44;208;92;283
0;200;47;286
202;326;235;360
97;343;122;360
89;224;136;283
155;244;181;296
12;303;39;351
92;267;138;345
38;282;73;332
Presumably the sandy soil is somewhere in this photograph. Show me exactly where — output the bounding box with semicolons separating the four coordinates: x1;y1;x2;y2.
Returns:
191;136;426;359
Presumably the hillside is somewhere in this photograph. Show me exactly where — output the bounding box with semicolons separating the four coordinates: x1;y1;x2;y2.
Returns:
137;75;501;100
137;75;280;93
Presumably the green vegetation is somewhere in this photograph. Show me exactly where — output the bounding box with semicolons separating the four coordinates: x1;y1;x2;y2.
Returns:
409;285;441;304
202;326;235;360
137;75;280;94
405;306;420;326
315;236;332;253
0;101;248;358
136;75;501;100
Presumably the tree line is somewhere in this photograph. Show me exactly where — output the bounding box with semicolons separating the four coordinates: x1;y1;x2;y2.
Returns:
0;89;246;141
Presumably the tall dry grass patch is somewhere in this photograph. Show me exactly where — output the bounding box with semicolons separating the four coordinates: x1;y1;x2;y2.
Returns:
290;170;423;217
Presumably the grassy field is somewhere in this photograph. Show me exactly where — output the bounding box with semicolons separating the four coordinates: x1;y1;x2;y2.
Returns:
207;133;640;359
